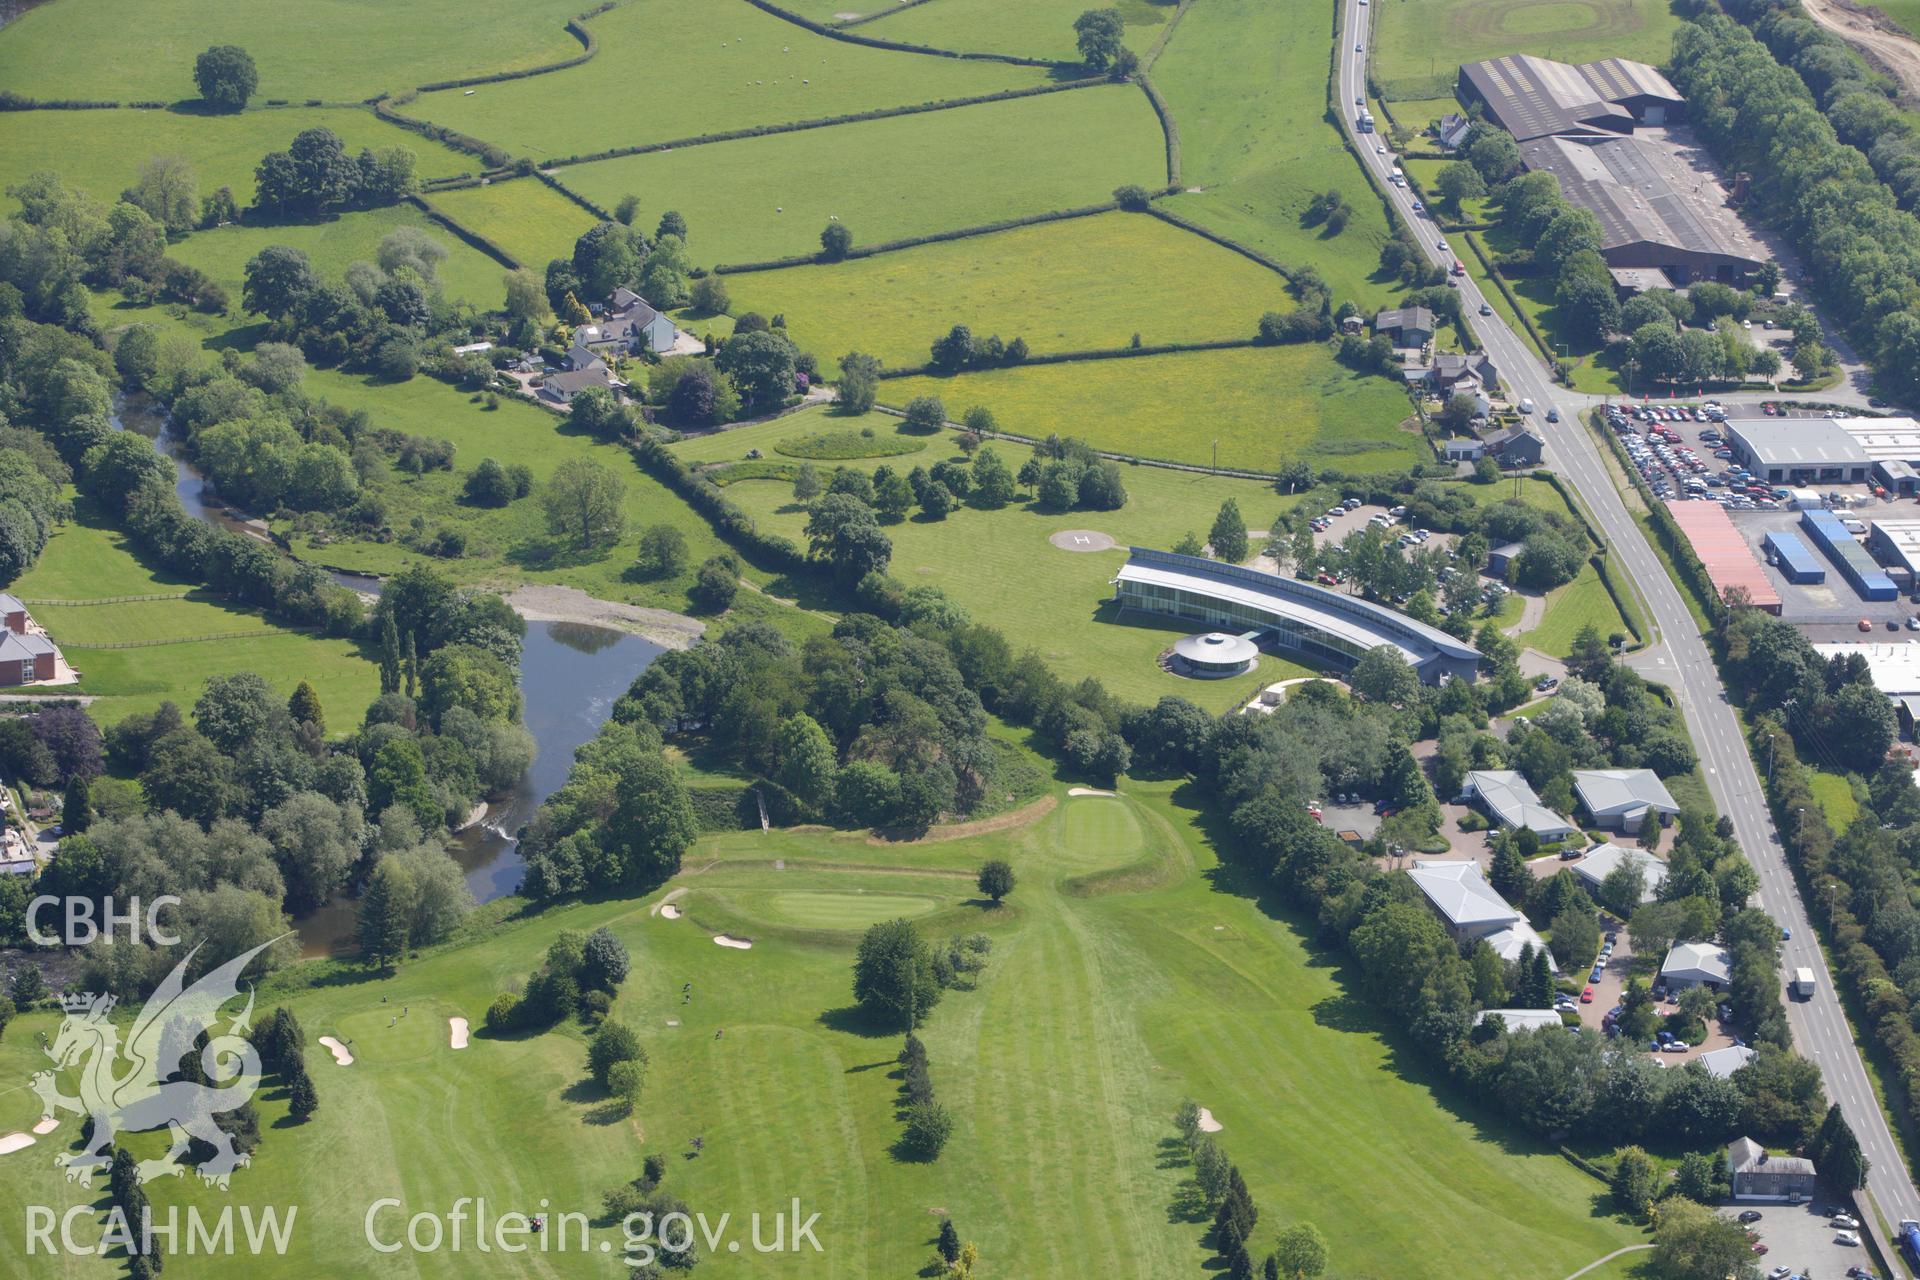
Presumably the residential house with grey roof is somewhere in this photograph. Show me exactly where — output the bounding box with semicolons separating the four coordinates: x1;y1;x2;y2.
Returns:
1462;770;1577;841
1573;768;1680;835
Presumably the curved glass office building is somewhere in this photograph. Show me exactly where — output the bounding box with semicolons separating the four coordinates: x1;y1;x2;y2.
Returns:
1112;547;1480;684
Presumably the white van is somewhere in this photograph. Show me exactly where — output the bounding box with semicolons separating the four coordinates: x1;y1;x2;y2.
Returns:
1519;398;1535;414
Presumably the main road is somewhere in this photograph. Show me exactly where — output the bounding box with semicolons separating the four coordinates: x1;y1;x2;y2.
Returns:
1333;3;1920;1264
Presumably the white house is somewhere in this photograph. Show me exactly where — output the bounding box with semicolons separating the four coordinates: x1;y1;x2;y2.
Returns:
1571;842;1668;905
572;287;680;364
1660;940;1732;992
1407;859;1557;970
1462;770;1579;841
538;358;624;406
1574;768;1680;835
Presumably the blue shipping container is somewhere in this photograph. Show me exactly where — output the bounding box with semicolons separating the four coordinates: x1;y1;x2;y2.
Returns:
1763;530;1825;584
1801;510;1899;600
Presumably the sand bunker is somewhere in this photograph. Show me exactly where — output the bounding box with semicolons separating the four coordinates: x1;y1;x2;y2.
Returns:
0;1133;35;1155
650;887;688;918
1068;786;1115;797
318;1036;354;1066
661;903;682;919
32;1117;56;1135
713;934;754;950
1197;1107;1223;1133
666;1017;681;1027
449;1017;469;1050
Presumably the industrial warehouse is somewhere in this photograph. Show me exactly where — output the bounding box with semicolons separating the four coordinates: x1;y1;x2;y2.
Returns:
1457;54;1768;287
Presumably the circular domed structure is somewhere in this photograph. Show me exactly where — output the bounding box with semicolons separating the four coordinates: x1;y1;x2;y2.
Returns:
1171;631;1259;678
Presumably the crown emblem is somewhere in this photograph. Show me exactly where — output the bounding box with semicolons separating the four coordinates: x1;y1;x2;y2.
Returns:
59;991;113;1016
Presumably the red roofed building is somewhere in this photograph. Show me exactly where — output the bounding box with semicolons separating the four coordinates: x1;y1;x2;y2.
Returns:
1665;500;1781;614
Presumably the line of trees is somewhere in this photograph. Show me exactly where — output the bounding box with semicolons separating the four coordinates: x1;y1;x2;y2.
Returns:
1669;13;1920;400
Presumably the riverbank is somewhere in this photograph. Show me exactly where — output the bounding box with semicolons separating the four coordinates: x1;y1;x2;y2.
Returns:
504;584;706;650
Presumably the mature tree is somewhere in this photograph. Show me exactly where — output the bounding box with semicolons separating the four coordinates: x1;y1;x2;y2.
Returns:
1649;1199;1760;1280
690;555;738;612
588;1020;646;1089
775;713;837;815
970;447;1015;508
196;672;279;755
503;268;551;324
1349;647;1419;705
819;221;853;261
1270;1223;1328;1279
242;244;317;318
1811;1103;1869;1190
1673;1150;1724;1204
287;1066;319;1121
714;330;797;414
634;524;689;579
607;1059;645;1113
356;856;417;971
1435;162;1487;212
977;859;1015;903
194;45;258;111
124;155;200;235
581;926;630;991
1074;8;1125;69
568;385;632;441
901;1099;952;1159
1610;1145;1658;1219
853;918;942;1027
1209;499;1249;563
260;792;362;912
571;221;646;298
837;352;881;413
541;458;626;551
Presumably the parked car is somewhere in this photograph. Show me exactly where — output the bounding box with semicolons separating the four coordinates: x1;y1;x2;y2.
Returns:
1832;1213;1860;1229
1580;987;1594;1003
1739;1211;1764;1224
1835;1230;1861;1246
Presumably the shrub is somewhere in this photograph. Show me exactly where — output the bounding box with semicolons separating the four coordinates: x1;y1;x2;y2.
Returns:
485;992;520;1031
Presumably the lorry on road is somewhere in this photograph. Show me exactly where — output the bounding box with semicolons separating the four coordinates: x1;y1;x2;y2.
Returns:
1900;1217;1920;1267
1792;967;1816;999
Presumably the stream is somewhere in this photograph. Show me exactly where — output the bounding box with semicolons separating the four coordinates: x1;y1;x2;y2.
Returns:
108;393;663;955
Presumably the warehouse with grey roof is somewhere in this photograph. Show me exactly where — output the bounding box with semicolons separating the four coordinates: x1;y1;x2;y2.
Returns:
1457;54;1766;286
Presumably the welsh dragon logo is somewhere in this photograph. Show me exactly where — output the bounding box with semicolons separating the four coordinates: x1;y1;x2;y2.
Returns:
31;937;281;1190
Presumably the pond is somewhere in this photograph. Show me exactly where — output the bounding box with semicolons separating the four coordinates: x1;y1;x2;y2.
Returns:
110;394;666;956
294;620;662;957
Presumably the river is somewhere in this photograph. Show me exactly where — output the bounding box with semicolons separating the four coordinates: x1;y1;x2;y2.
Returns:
107;394;664;954
294;621;661;956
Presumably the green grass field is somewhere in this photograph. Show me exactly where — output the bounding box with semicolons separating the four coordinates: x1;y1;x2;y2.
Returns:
11;501;379;726
1151;0;1398;307
1524;561;1631;656
856;0;1174;62
881;345;1425;472
0;780;1641;1277
268;369;755;616
723;212;1289;367
0;107;475;212
1370;0;1684;102
408;0;1045;161
424;181;597;275
0;0;584;104
1470;227;1625;394
167;207;510;312
1869;0;1920;40
1809;769;1862;830
679;405;1311;709
553;83;1164;269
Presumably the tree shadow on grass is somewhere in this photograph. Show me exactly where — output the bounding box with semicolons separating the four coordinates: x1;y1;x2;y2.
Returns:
816;1004;904;1039
506;535;616;573
1173;779;1592;1165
